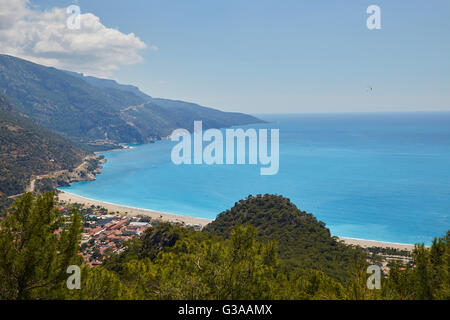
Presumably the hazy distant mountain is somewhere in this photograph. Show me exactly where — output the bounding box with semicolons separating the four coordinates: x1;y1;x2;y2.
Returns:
0;94;85;200
0;54;262;145
65;69;262;138
64;70;152;101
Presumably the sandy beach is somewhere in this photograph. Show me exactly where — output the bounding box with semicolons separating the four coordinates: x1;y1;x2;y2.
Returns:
58;190;417;249
338;237;416;251
57;190;213;227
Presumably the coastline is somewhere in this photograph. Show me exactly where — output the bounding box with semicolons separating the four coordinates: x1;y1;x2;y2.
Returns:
93;144;136;154
338;237;416;251
58;190;417;250
57;190;213;227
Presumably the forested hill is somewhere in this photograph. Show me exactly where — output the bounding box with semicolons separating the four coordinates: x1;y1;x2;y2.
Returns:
203;194;361;281
102;195;362;283
0;54;262;145
0;94;85;201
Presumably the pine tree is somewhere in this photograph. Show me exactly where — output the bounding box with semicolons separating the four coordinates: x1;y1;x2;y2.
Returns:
0;192;82;299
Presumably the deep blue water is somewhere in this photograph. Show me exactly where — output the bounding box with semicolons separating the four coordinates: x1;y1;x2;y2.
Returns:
60;113;450;245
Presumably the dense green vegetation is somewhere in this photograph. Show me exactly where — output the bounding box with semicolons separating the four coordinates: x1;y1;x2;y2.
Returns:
204;194;361;282
0;193;448;300
0;54;146;143
367;247;411;257
0;94;85;202
0;54;262;145
0;193;82;299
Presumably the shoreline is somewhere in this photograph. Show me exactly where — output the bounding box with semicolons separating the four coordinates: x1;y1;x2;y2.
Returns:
58;190;417;250
57;190;213;227
94;144;136;154
338;237;416;251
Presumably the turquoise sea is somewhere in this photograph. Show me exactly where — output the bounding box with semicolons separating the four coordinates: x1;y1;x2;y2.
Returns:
60;113;450;245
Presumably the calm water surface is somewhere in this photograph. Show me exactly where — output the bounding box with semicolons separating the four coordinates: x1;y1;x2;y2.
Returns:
61;113;450;244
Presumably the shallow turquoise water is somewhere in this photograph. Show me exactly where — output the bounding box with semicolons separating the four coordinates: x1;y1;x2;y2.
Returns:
60;113;450;245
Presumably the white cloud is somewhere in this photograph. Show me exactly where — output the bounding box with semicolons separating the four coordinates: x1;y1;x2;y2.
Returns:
0;0;150;77
0;0;29;29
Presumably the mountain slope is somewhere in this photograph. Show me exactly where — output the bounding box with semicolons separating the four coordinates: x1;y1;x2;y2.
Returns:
0;54;263;145
67;70;263;137
119;99;264;138
64;70;152;101
0;94;86;200
203;194;362;281
0;54;147;143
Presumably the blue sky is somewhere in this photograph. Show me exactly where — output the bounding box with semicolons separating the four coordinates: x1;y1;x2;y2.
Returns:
25;0;450;113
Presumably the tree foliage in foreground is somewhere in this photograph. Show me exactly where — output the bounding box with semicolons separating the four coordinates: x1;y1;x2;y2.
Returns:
0;193;82;299
0;193;448;300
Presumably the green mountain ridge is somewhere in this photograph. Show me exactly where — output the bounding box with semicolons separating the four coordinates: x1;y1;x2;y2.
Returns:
0;54;263;145
63;70;153;101
0;94;86;202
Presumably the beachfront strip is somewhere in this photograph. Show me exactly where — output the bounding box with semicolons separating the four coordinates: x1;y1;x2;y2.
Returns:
54;201;414;274
56;202;204;267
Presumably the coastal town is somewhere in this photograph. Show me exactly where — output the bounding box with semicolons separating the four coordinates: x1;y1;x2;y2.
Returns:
56;200;204;267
